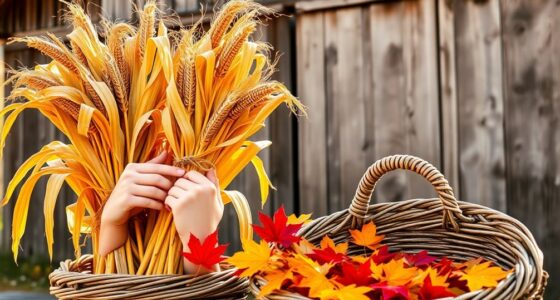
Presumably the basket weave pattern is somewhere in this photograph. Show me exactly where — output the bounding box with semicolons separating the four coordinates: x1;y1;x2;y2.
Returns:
251;155;547;299
49;255;249;299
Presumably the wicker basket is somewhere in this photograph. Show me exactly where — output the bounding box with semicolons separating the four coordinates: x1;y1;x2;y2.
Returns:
251;155;548;299
49;255;249;299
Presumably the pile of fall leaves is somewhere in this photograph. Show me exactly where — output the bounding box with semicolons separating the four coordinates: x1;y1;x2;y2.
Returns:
183;207;512;300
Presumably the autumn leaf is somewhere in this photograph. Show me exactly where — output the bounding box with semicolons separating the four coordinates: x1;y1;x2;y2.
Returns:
253;205;302;248
371;283;410;300
336;260;373;286
260;270;294;297
371;245;397;264
227;239;272;277
181;231;228;270
294;239;317;255
320;235;348;254
432;257;454;275
459;261;510;291
288;213;312;225
380;258;418;286
418;276;456;300
319;284;372;300
350;222;385;250
414;267;449;287
405;251;437;267
289;254;335;298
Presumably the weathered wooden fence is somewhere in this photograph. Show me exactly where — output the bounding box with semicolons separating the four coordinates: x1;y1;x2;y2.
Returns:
0;0;558;297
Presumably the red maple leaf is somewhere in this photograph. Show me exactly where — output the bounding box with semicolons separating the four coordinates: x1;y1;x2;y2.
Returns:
335;260;374;286
418;276;456;300
405;251;437;267
371;283;410;300
371;246;397;264
308;247;346;264
433;257;454;275
182;231;228;270
253;206;302;248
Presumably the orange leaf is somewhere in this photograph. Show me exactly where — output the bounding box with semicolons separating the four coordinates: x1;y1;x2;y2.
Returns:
350;222;384;250
260;270;293;297
460;261;510;291
319;235;348;254
289;254;335;298
381;258;418;286
319;284;372;300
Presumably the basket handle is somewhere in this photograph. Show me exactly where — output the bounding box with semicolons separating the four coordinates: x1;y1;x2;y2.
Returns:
346;155;474;231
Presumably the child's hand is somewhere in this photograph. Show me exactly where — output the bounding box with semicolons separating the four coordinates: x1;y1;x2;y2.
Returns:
99;152;186;256
165;169;224;273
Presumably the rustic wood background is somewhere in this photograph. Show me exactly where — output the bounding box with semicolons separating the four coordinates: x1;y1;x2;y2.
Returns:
0;0;557;297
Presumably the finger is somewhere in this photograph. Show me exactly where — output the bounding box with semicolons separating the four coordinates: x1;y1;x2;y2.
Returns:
206;169;219;188
132;185;167;201
147;151;168;164
184;170;212;185
135;173;173;190
167;186;185;199
173;178;198;191
164;196;180;212
136;163;185;177
130;196;164;211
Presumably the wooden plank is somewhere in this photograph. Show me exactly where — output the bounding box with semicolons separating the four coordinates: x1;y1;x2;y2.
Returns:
453;0;506;210
438;0;459;195
324;7;369;212
296;12;328;217
265;16;298;216
368;1;440;203
295;0;382;14
501;1;560;298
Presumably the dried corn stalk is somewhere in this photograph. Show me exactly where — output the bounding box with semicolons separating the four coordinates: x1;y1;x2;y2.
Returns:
1;0;303;275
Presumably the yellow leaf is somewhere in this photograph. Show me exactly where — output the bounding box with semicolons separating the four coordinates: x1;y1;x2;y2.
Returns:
349;222;384;249
319;284;372;300
259;270;293;297
227;239;271;277
381;258;417;286
460;261;510;291
287;213;312;225
289;254;334;298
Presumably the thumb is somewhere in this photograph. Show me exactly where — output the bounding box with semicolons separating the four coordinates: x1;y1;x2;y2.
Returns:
206;169;219;188
147;151;167;164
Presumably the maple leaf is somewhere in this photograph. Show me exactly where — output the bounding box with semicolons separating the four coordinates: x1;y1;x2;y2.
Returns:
432;257;454;275
288;213;312;225
371;283;410;300
411;267;449;287
260;270;294;297
382;258;418;286
319;284;372;300
294;239;317;255
309;247;347;264
418;276;456;300
289;254;335;298
350;222;385;249
227;239;272;277
371;245;397;264
253;205;302;248
320;235;348;254
336;260;373;286
405;251;437;267
459;261;510;291
181;231;228;270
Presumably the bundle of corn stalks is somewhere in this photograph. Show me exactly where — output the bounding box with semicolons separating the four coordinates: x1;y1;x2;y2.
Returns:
1;0;303;275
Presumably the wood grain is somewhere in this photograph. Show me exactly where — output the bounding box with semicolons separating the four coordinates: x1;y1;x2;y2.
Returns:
454;0;506;211
296;11;328;217
501;0;560;298
368;1;440;203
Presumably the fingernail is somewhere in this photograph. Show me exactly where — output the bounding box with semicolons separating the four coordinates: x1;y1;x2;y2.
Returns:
176;169;185;176
165;205;171;212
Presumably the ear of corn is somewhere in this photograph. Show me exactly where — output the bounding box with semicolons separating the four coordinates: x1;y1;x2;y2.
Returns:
1;0;303;274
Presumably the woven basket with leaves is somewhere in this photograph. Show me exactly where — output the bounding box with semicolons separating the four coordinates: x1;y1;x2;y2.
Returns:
49;255;249;299
250;155;548;299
